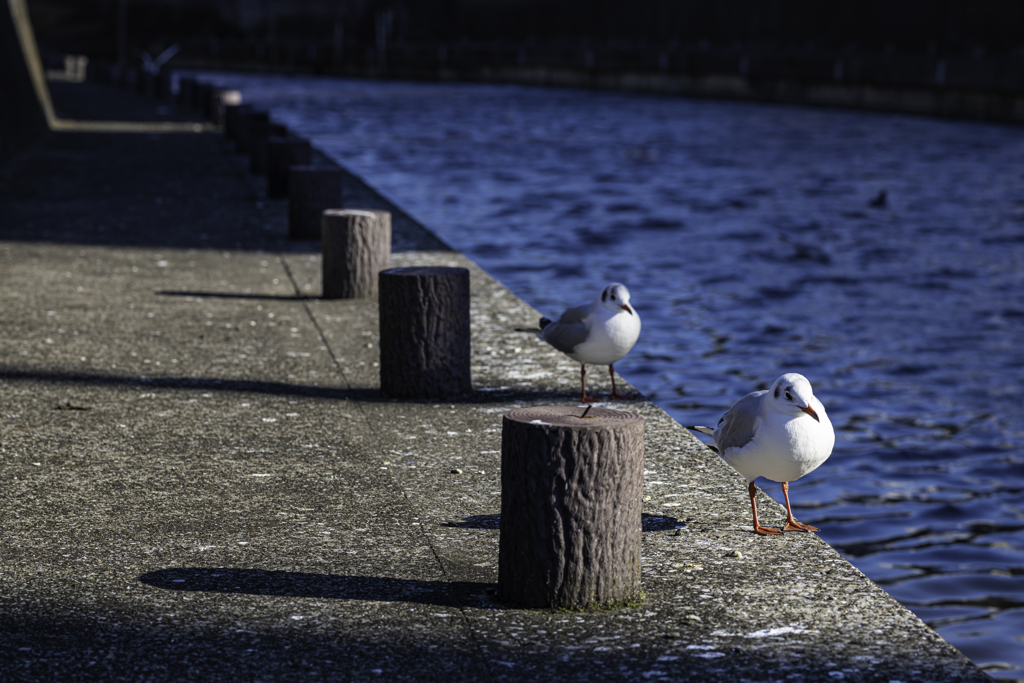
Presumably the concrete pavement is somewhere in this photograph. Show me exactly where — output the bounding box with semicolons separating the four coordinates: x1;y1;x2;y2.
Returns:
0;80;991;682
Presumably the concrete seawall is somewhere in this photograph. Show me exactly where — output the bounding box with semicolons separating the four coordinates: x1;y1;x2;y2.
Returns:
0;78;993;681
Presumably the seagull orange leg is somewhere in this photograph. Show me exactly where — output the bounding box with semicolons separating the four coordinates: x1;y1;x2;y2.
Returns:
749;481;782;536
608;363;636;400
782;482;819;532
580;365;600;403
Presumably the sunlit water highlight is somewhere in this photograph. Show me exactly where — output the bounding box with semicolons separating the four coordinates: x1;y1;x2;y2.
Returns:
195;71;1024;678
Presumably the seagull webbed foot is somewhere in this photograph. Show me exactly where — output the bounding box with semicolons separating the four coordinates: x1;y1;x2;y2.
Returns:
754;525;783;536
783;521;819;532
609;390;637;400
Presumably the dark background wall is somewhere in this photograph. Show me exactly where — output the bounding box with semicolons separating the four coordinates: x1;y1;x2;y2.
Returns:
27;0;1024;60
1;1;48;164
23;0;1024;122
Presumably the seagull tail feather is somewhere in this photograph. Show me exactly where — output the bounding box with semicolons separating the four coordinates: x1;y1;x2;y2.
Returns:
539;317;552;330
686;425;715;436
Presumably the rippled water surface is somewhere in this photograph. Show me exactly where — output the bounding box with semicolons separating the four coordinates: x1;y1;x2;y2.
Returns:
198;71;1024;677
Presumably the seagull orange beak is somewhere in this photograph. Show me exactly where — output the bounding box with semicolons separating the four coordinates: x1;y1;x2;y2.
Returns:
621;304;633;315
801;405;820;422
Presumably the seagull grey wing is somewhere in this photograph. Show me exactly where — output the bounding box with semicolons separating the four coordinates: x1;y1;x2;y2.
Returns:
537;304;591;354
713;390;766;452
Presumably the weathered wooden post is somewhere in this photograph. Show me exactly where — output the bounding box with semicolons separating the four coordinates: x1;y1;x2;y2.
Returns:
266;137;313;198
249;122;288;175
378;267;471;398
192;82;211;112
235;110;268;155
208;89;242;125
288;166;344;239
322;209;391;299
498;406;645;609
223;104;251;144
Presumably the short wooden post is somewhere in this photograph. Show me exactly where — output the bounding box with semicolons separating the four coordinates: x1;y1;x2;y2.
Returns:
288;166;344;240
208;89;241;125
378;267;471;398
498;406;644;609
192;82;211;112
322;209;391;299
266;137;312;198
235;110;268;155
249;122;289;175
223;104;251;144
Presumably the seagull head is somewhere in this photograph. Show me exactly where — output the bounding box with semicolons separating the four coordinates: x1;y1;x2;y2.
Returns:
769;373;821;422
599;283;634;315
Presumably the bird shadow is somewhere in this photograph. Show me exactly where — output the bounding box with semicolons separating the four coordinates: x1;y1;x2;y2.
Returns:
139;567;493;607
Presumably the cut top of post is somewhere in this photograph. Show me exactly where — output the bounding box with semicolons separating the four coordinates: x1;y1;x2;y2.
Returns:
380;266;466;279
503;406;643;430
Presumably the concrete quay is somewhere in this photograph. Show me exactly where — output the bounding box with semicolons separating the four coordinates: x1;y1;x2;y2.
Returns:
0;80;991;682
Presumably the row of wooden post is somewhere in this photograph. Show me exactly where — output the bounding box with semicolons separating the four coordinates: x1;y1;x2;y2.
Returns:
180;75;643;612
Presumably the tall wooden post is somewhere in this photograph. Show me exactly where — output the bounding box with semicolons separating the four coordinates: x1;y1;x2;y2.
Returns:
288;166;344;239
266;137;312;197
322;209;391;299
499;406;645;609
378;267;471;398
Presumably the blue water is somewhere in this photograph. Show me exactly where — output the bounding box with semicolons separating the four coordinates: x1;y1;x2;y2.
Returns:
192;71;1024;678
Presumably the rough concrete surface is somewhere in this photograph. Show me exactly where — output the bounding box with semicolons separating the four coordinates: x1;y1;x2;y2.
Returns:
0;81;991;681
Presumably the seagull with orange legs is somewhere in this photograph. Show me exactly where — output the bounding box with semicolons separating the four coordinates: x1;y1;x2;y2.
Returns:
538;283;641;403
690;373;834;535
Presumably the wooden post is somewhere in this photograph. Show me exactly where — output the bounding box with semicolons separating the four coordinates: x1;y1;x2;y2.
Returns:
250;122;289;175
266;137;312;198
208;89;241;126
235;110;268;155
322;209;391;299
288;166;344;239
223;104;251;144
498;406;644;609
192;82;211;112
378;267;471;398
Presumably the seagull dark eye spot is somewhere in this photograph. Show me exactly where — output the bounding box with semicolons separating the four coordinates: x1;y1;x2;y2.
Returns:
785;391;792;401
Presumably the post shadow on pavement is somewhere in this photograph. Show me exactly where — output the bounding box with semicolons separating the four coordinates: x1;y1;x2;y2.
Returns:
443;514;680;533
139;568;493;608
0;367;620;406
155;289;315;301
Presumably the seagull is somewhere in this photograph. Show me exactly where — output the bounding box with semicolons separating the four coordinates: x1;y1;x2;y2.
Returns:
690;373;834;536
538;283;641;403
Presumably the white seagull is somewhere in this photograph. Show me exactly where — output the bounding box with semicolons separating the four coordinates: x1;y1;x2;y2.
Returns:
538;283;641;403
691;373;834;536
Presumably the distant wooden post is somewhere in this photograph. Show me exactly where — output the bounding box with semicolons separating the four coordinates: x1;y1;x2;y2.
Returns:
288;166;344;239
322;209;391;299
235;110;268;155
498;406;644;609
223;104;251;144
192;82;211;112
378;267;471;398
250;122;289;175
208;89;242;126
266;137;312;198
